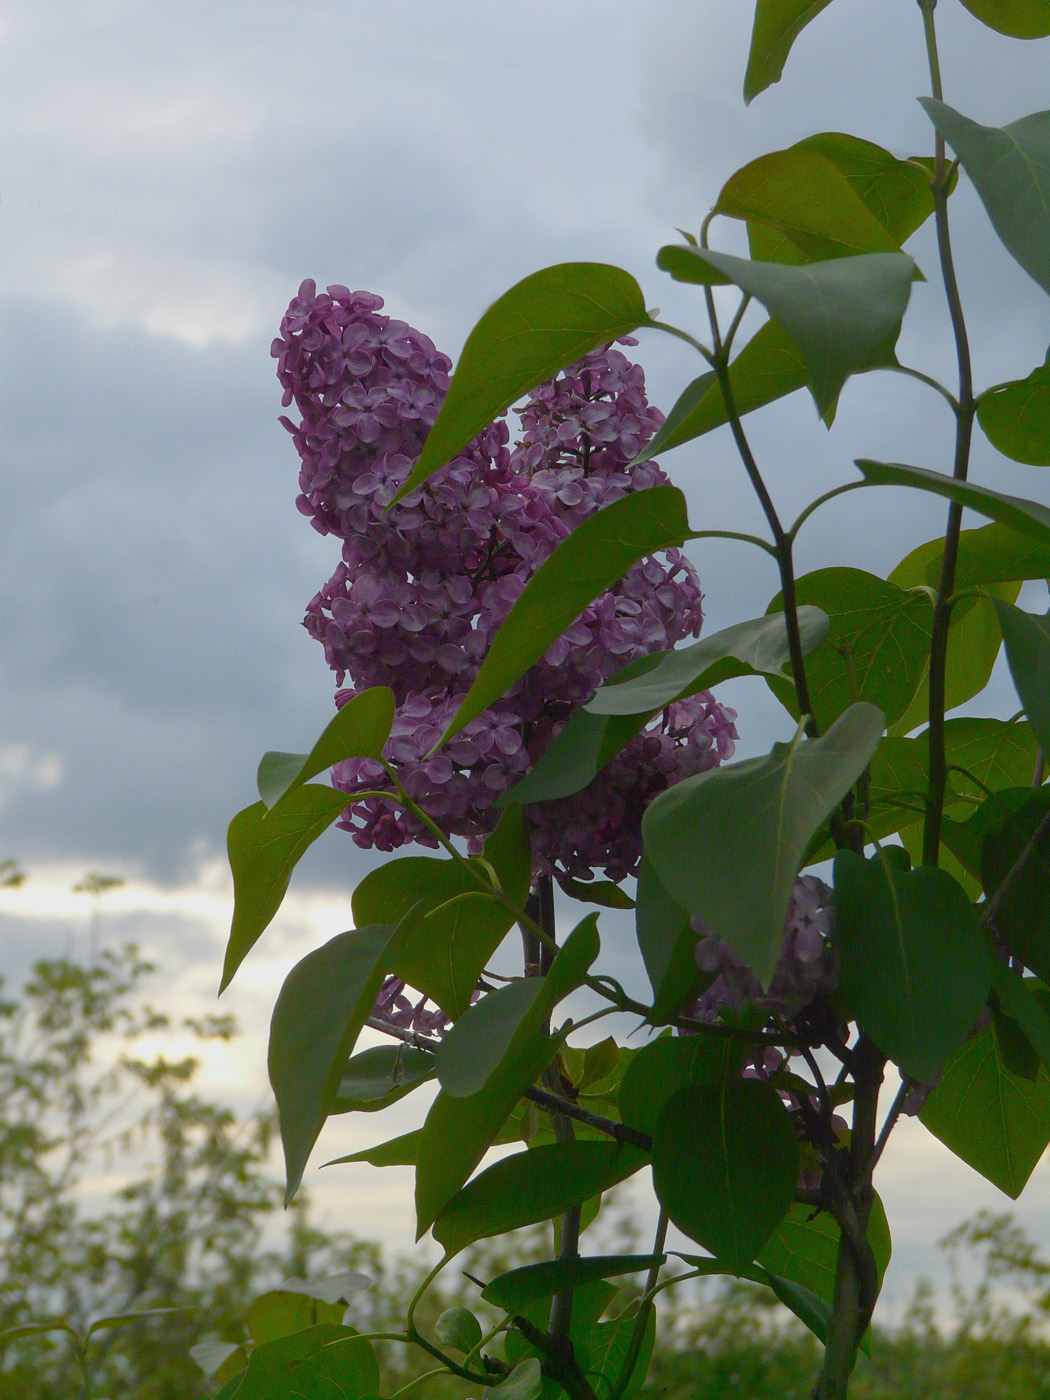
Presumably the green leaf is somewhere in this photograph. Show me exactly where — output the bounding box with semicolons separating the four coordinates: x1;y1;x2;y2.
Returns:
634;858;700;1022
394;264;651;501
792;133;937;247
0;1319;77;1345
269;923;405;1202
223;786;352;993
433;1140;647;1256
588;609;829;717
441;486;691;746
557;876;636;910
585;1309;656;1400
486;1358;543;1400
989;961;1050;1074
766;569;932;731
619;1034;746;1138
436;981;545;1098
762;1275;832;1345
743;0;836;103
979;350;1050;465
435;1307;483;1353
416;918;600;1235
657;248;914;417
256;688;395;809
189;1337;247;1382
351;805;531;1018
652;1078;799;1271
921;1023;1050;1197
920;100;1050;296
231;1325;379;1400
980;785;1050;980
642;703;884;986
717;147;907;262
992;599;1050;756
833;853;993;1080
505;704;652;807
856;459;1050;545
324;1129;422;1169
483;1255;664;1313
957;0;1050;36
330;1044;433;1114
758;1194;892;1306
943;717;1040;814
245;1292;346;1346
632;320;809;459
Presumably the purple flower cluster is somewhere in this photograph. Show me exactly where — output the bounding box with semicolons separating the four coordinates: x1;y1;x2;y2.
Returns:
273;281;739;878
688;875;837;1021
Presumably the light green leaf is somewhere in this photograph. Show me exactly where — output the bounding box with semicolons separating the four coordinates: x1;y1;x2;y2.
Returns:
588;609;829;716
766;568;932;731
659;247;913;417
652;1079;799;1271
920;100;1050;296
992;599;1050;756
791;133;937;247
718;147;906;261
330;1044;433;1114
979;350;1050;464
394;264;651;501
758;1194;892;1306
943;716;1040;814
433;1140;647;1256
743;0;836;103
245;1291;346;1347
632;319;809;459
482;1255;665;1314
957;0;1050;36
416;918;600;1235
856;459;1050;545
921;1024;1050;1197
351;805;530;1018
269;922;405;1202
256;688;395;809
441;486;691;746
642;703;884;986
833;853;993;1080
223;785;353;993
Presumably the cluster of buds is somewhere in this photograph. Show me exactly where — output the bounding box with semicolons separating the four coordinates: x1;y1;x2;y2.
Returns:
274;281;739;879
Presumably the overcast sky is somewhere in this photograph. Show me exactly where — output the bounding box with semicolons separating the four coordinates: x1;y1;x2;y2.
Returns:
2;0;1050;1295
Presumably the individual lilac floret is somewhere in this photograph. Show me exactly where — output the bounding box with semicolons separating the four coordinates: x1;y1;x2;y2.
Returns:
687;875;837;1021
372;975;450;1038
276;283;740;879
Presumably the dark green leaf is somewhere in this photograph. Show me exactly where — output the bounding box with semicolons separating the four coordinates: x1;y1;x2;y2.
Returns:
766;568;932;730
943;717;1039;814
557;876;636;910
634;858;699;1022
505;704;650;807
433;1140;647;1255
269;923;404;1202
989;962;1050;1079
920;100;1050;296
586;1309;656;1400
256;688;395;809
416;918;600;1235
632;319;809;458
856;459;1050;545
957;0;1050;36
587;609;829;716
229;1324;377;1400
979;349;1050;464
643;703;884;986
833;853;992;1080
757;1194;892;1306
330;1044;433;1114
245;1292;346;1346
658;248;914;417
394;264;651;501
980;785;1050;980
436;981;544;1098
921;1023;1050;1197
486;1358;543;1400
223;786;351;993
483;1255;665;1313
619;1034;746;1138
652;1079;799;1270
324;1129;422;1169
992;599;1050;756
351;805;531;1017
743;0;836;103
441;486;691;745
762;1275;832;1345
435;1307;483;1353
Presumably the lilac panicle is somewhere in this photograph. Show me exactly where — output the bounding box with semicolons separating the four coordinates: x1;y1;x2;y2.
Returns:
274;281;739;879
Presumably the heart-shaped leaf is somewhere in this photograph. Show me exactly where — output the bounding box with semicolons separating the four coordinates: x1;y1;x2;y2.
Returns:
642;702;884;985
393;264;651;501
979;349;1050;465
920;100;1050;296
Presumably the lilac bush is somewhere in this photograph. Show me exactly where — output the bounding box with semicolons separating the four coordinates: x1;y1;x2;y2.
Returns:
273;280;738;880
